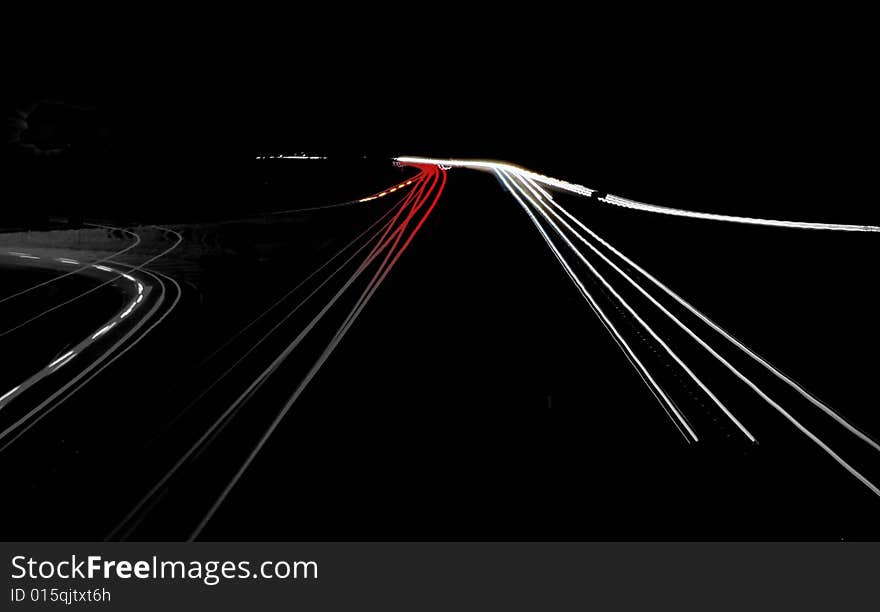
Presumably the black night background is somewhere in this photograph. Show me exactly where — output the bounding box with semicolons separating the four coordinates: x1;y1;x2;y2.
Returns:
2;18;878;542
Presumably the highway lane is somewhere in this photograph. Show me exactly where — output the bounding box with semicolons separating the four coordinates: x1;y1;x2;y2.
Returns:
196;160;877;537
0;227;182;427
0;167;444;539
141;164;876;540
397;160;879;452
496;168;880;497
0;263;182;453
0;233;149;410
396;157;880;233
0;225;142;306
107;165;449;540
1;158;876;540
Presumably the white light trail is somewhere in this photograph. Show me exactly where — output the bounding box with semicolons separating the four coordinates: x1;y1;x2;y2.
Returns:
0;387;20;404
510;172;756;442
0;227;179;419
47;350;76;370
524;175;880;455
599;194;880;232
91;323;116;340
0;225;141;308
397;156;595;197
495;169;698;442
57;258;80;265
8;252;40;259
0;267;180;453
397;156;880;232
495;165;879;497
107;203;411;541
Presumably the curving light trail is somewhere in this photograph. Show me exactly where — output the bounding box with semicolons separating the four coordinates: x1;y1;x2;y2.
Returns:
108;166;446;540
0;264;183;453
503;169;880;497
0;227;180;339
396;157;880;233
102;156;878;536
188;163;445;539
494;169;698;442
0;228;182;418
402;156;880;499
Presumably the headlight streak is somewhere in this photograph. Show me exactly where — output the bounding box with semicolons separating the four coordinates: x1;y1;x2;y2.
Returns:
47;350;76;370
510;172;756;443
0;265;181;453
177;197;412;430
415;156;879;498
0;228;180;339
0;228;181;423
513;174;880;497
599;194;880;232
111;213;410;540
523;176;880;457
187;163;446;541
396;157;880;232
91;322;117;340
107;167;445;541
494;169;698;443
0;387;21;406
96;155;877;537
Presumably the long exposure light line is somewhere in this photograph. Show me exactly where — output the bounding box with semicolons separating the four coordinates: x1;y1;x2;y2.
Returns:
495;169;697;443
188;164;447;540
510;172;755;442
396;157;880;232
493;164;878;496
523;176;880;456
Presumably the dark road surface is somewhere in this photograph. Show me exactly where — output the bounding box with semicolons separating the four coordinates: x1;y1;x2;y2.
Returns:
1;162;877;540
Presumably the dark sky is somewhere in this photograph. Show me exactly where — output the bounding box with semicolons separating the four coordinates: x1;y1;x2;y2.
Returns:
5;17;877;224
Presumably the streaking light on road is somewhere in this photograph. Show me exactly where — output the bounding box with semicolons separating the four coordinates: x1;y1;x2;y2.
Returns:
397;156;880;232
91;323;116;339
93;265;113;272
486;161;880;497
495;168;698;443
396;157;597;197
8;252;40;259
0;386;20;404
598;194;880;232
57;258;80;265
358;179;419;203
122;274;136;282
256;154;328;160
48;350;76;370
